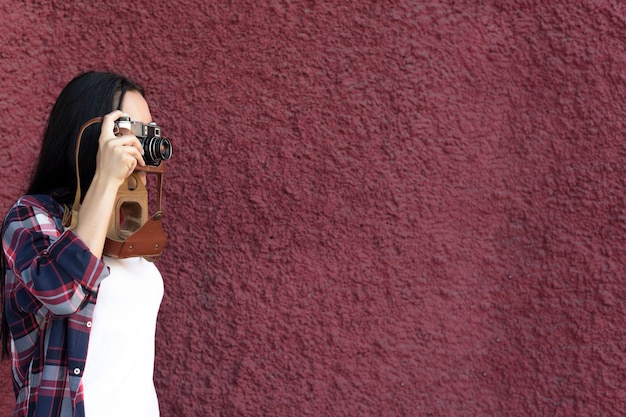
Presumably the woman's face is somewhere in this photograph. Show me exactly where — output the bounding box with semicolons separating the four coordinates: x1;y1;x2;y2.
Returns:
120;90;152;124
120;90;152;185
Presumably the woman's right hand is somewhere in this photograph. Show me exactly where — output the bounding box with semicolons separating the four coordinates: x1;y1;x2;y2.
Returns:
95;110;146;186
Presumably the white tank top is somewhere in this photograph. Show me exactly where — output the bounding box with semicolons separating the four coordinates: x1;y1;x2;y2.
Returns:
82;256;164;417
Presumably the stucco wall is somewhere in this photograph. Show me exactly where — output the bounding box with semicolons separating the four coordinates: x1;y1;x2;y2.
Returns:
1;1;625;416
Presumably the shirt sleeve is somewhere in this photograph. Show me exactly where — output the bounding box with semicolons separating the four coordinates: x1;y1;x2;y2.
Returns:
2;196;109;317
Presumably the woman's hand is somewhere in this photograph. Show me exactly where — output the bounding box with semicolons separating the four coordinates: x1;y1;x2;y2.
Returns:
96;110;146;186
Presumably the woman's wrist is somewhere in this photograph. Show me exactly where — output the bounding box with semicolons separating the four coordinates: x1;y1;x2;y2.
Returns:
73;175;121;257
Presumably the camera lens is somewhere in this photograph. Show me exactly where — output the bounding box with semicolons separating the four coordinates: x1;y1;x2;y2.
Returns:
143;136;172;166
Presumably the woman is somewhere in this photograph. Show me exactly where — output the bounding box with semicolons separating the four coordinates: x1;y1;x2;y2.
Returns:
0;72;164;417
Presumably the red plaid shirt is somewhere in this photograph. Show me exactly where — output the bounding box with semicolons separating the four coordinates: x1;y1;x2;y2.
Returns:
2;194;109;417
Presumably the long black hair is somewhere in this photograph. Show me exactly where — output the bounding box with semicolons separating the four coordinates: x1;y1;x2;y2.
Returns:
1;71;145;359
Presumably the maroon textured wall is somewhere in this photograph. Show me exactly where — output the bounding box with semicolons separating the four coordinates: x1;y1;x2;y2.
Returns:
1;1;625;416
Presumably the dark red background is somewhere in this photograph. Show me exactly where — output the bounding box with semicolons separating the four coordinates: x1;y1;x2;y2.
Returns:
1;1;625;416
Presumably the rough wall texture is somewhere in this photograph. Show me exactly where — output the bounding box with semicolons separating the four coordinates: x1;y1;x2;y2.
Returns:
1;1;625;416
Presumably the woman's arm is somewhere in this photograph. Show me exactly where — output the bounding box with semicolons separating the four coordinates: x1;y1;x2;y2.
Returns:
73;110;145;257
3;196;108;316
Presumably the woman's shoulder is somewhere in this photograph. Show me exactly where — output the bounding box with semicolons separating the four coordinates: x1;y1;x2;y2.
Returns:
15;194;63;211
6;194;65;223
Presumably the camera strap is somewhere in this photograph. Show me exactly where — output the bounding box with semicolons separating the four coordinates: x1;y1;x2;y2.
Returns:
62;118;103;230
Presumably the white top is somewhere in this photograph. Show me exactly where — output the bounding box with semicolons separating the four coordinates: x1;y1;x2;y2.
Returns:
82;256;164;417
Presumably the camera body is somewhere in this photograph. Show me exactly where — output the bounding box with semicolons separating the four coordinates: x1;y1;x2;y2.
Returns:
116;116;172;166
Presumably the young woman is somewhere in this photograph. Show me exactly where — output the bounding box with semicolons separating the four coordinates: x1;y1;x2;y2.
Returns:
1;72;164;417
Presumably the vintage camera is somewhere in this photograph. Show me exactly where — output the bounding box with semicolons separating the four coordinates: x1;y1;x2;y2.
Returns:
116;116;172;166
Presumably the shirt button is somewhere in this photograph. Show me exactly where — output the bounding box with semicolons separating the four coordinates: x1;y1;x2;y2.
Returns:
73;368;81;375
86;321;92;328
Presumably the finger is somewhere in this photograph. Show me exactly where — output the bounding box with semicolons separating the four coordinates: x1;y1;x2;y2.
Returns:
118;137;146;167
110;134;141;148
118;145;145;175
101;110;128;135
109;135;146;164
127;147;146;167
125;155;138;177
100;137;145;172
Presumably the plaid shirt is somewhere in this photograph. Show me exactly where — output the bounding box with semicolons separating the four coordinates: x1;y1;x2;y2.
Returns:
2;194;109;417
